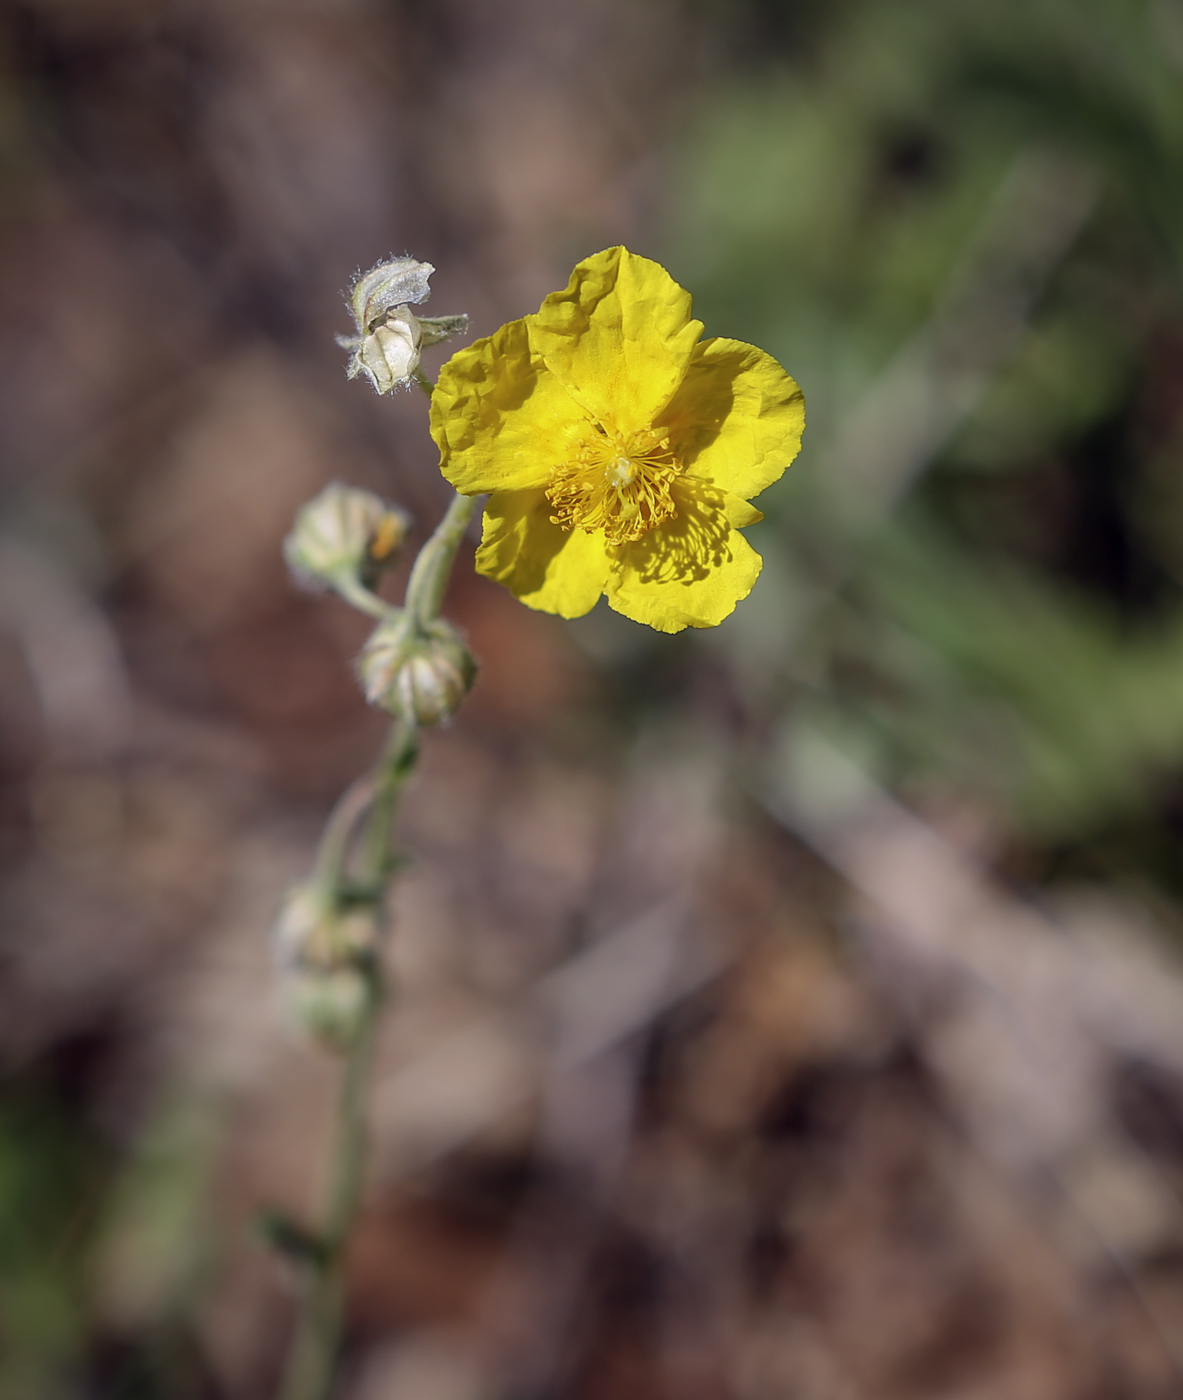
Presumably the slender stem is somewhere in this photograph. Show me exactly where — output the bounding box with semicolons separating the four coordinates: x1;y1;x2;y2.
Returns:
311;775;377;891
330;571;400;622
278;731;413;1400
308;724;417;900
406;371;477;628
404;491;476;627
278;969;382;1400
275;479;473;1400
359;721;419;884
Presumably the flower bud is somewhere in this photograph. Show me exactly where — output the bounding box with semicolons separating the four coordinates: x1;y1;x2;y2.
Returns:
272;880;379;972
284;483;410;590
358;618;476;726
285;966;370;1050
338;256;469;394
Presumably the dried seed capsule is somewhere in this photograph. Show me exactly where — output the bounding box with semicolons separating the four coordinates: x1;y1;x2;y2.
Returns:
338;256;469;394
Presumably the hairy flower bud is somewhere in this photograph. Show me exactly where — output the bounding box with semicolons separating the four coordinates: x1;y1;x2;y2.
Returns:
285;966;370;1050
358;618;476;726
272;880;379;972
273;882;381;1049
284;483;410;590
338;256;469;394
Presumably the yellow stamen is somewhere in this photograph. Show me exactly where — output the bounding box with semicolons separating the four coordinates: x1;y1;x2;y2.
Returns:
547;423;679;544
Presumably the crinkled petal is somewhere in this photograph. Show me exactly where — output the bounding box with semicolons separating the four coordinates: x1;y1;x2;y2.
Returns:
527;247;703;434
432;318;588;495
476;489;611;619
657;337;805;501
605;479;762;633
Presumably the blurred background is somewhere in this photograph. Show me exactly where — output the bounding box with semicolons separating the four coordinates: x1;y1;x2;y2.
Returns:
4;0;1183;1396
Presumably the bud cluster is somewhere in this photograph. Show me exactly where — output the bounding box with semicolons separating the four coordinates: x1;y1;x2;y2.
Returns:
339;256;469;394
273;880;380;1049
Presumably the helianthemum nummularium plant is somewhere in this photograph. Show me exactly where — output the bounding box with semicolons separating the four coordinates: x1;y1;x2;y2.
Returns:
430;245;805;632
271;247;803;1400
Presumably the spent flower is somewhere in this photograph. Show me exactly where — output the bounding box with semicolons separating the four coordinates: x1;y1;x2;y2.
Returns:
430;246;804;632
340;255;469;393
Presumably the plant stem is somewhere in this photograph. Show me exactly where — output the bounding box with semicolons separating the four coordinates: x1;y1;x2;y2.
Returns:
310;775;377;892
330;571;400;622
275;482;471;1397
277;965;381;1400
404;491;477;628
359;722;419;885
405;370;477;629
278;724;420;1400
276;725;416;1400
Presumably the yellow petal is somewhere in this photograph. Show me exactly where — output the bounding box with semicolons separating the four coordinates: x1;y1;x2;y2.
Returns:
605;479;762;633
432;317;587;495
476;489;611;619
724;494;764;528
657;337;805;502
527;247;703;435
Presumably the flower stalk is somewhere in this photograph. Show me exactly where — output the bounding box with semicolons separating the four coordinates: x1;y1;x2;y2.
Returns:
327;571;400;623
405;490;477;627
276;719;419;1400
276;962;380;1400
273;371;475;1400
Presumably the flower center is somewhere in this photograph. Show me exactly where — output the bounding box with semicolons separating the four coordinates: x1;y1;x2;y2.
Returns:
546;423;679;544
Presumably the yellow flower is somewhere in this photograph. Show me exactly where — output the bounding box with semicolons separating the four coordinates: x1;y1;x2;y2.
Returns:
430;247;805;633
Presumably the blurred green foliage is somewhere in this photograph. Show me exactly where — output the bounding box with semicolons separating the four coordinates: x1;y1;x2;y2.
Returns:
0;1061;108;1400
670;0;1183;875
0;1056;217;1399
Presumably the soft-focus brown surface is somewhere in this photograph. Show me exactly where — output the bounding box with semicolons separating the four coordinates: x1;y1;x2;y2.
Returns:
2;3;1183;1398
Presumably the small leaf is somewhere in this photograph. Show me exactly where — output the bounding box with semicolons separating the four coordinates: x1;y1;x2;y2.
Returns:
257;1210;329;1268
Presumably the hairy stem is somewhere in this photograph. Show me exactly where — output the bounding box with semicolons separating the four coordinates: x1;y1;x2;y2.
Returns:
330;571;400;622
277;723;414;1400
276;486;469;1399
404;490;477;628
277;964;381;1400
310;775;377;892
359;721;419;885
